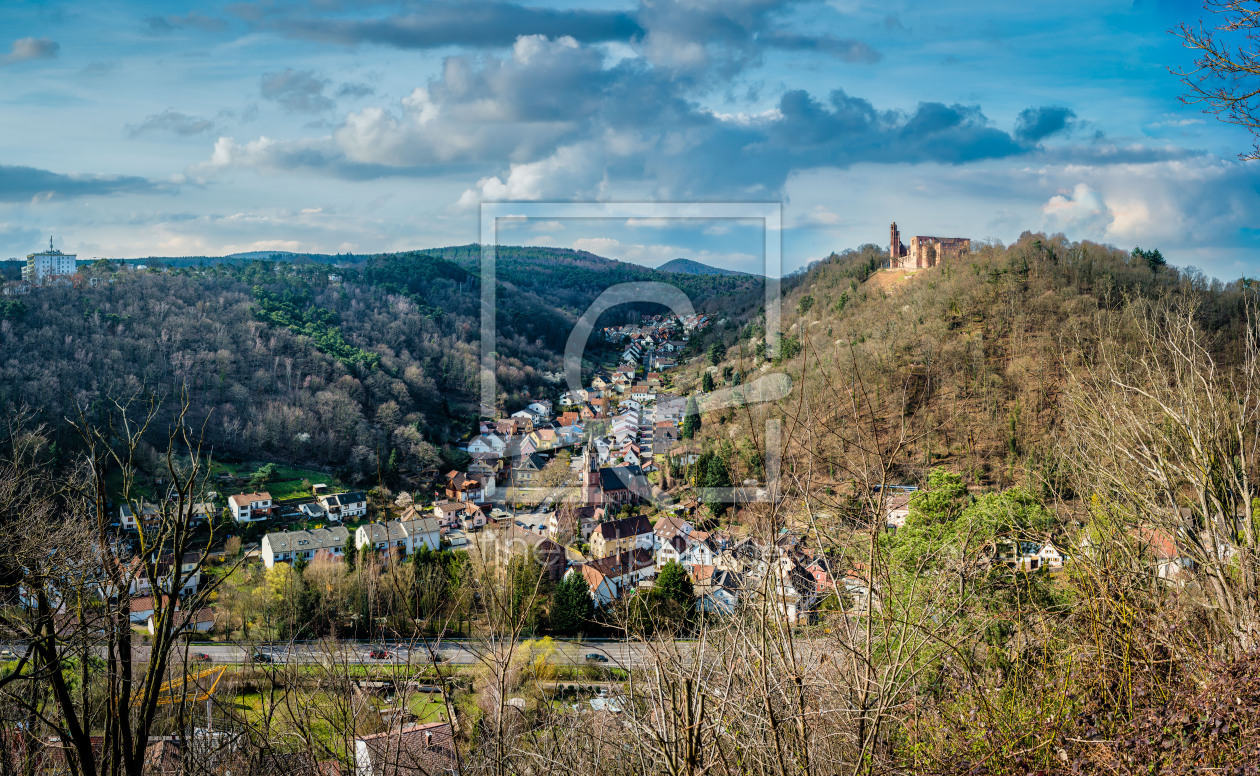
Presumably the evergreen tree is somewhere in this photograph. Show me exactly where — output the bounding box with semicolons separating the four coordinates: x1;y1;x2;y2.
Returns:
654;561;694;611
682;396;701;439
386;448;400;482
248;462;277;489
701;372;715;392
708;342;723;365
506;555;550;635
702;447;732;518
550;573;594;635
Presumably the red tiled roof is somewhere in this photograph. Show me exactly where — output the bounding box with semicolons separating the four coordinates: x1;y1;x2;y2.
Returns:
357;722;457;776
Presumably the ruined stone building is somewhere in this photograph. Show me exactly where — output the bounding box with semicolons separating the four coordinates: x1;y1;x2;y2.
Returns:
888;222;970;269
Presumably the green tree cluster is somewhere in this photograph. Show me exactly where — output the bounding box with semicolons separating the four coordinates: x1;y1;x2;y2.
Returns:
550;573;595;635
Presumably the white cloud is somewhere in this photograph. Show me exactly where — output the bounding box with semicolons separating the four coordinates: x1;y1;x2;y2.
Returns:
456;144;606;208
1042;183;1112;236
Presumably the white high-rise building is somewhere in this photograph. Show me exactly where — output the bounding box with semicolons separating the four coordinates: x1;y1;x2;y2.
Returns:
23;238;77;282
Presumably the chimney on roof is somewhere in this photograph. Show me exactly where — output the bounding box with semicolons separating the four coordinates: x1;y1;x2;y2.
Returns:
425;731;434;748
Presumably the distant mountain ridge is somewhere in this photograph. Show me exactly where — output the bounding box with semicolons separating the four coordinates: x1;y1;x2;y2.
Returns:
656;258;753;277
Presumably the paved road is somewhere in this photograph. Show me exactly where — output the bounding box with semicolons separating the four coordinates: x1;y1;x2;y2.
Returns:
168;639;653;670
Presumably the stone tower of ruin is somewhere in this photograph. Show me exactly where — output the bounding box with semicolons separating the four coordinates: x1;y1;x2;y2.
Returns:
890;222;900;264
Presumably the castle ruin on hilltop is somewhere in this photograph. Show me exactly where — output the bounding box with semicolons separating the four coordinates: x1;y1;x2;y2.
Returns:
887;222;970;269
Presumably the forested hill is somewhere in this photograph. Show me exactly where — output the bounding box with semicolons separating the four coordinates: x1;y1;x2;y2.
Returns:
656;258;753;277
690;232;1249;495
0;246;761;485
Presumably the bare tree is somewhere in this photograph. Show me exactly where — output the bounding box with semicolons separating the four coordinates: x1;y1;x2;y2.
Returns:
0;395;239;776
1063;297;1260;649
1173;1;1260;158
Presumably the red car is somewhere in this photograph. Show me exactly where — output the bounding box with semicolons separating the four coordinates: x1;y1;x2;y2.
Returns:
193;653;211;662
368;649;390;660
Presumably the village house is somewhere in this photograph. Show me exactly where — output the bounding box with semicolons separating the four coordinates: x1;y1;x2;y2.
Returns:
507;411;536;433
461;502;492;532
511;452;548;489
1130;525;1194;583
654;513;693;544
190;502;218;524
590;514;654;558
885;493;912;528
354;721;458;776
692;566;743;615
550;505;605;542
995;539;1068;572
118;553;204;599
630;385;656;403
126;595;171;624
479;524;567;581
119;501;161;531
228;492;272;523
805;554;839;594
579;549;656;607
432;500;467;528
655;534;689;571
146;607;215;635
525;427;559;453
678;535;720;571
444;471;495;502
767;558;818;625
467;454;501;479
620;444;644;467
261;526;351;569
354;517;441;557
655;421;680;446
317;490;368;522
466;432;507;458
655;395;686;423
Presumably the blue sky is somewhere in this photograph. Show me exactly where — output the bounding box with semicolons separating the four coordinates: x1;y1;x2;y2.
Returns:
1;0;1257;277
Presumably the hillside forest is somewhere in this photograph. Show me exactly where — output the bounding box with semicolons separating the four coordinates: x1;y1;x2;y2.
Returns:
0;246;761;484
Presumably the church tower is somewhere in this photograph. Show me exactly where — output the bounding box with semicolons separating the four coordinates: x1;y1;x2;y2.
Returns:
580;443;602;506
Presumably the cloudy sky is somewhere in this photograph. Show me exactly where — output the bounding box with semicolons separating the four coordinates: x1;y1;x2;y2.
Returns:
1;0;1257;276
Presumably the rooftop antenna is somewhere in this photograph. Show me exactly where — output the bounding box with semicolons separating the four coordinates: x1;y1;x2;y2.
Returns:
49;236;53;252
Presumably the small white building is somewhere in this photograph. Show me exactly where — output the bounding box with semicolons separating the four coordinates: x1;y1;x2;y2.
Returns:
317;491;368;521
467;433;507;458
228;492;272;523
119;502;160;531
146;607;214;635
885;494;911;528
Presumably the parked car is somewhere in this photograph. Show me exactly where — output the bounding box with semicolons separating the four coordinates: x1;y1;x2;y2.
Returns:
252;652;273;664
368;649;390;660
0;649;15;659
584;653;609;663
193;652;211;662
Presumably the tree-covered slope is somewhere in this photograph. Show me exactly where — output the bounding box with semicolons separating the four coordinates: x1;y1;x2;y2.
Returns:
0;246;760;485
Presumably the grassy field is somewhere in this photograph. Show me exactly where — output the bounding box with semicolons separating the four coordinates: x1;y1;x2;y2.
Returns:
210;461;344;501
227;682;451;757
